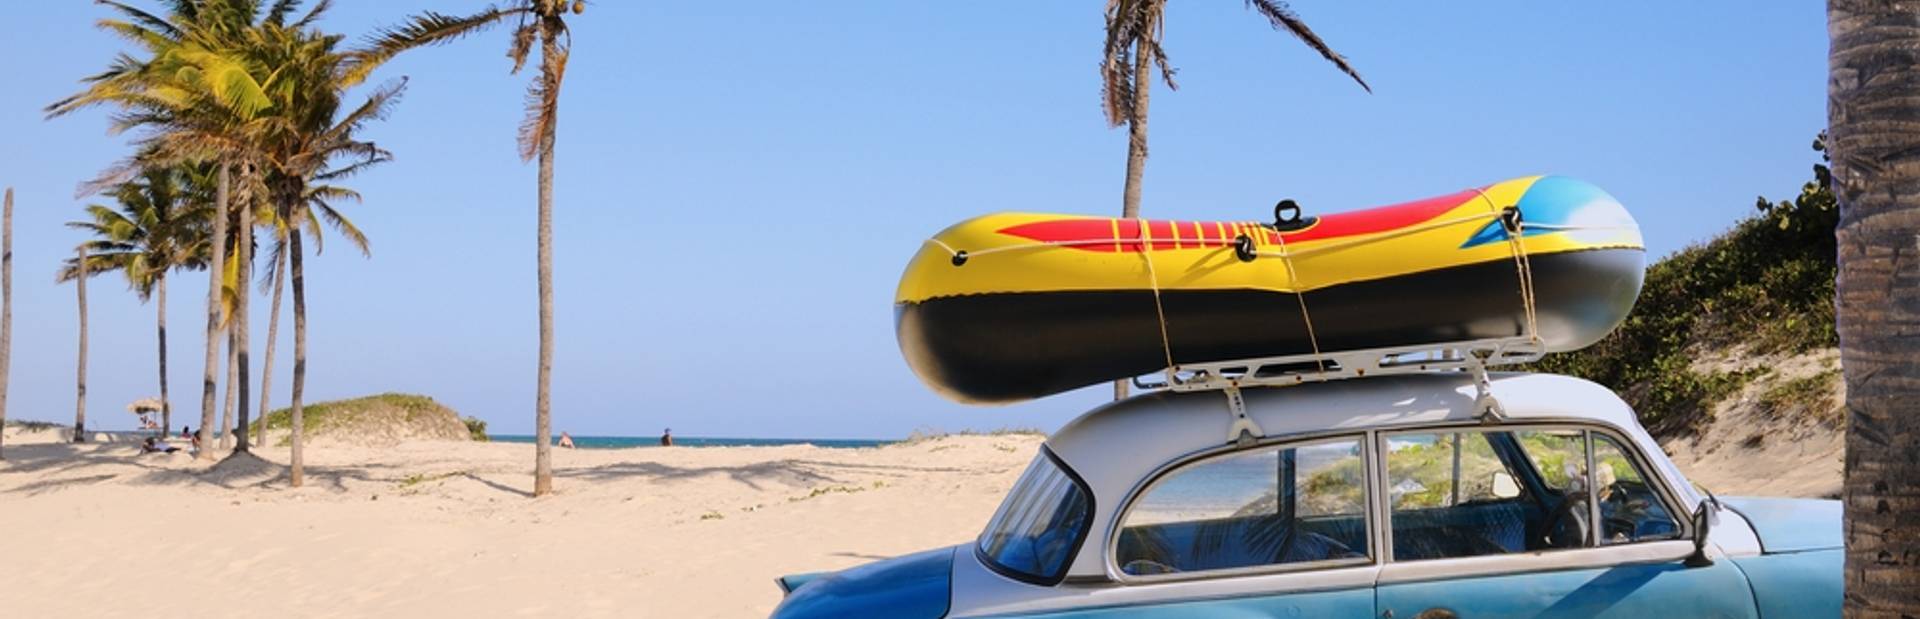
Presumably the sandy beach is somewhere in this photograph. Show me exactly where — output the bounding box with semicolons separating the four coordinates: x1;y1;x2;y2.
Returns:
0;427;1040;618
1;414;1841;619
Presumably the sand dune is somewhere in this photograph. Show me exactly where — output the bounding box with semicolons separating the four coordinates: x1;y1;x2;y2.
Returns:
0;428;1039;618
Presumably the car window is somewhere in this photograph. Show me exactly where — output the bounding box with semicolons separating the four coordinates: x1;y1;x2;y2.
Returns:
977;449;1092;585
1116;437;1369;577
1386;429;1594;561
1593;434;1682;544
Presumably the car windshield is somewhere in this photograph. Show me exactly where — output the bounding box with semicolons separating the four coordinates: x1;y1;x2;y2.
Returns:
976;448;1092;585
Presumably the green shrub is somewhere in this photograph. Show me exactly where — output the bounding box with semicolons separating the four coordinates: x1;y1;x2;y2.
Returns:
1531;135;1836;437
462;416;490;442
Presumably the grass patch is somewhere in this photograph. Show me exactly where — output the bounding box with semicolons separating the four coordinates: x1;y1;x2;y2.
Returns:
4;419;61;432
900;426;1046;446
1755;368;1842;427
789;485;870;503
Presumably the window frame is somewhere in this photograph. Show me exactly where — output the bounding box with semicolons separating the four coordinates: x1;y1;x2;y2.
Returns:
1374;423;1690;563
975;445;1097;587
1105;432;1379;584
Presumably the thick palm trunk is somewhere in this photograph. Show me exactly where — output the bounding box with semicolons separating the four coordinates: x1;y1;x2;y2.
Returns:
233;204;252;452
1113;52;1152;402
288;229;307;487
532;33;560;498
1829;2;1920;616
0;188;11;459
74;246;88;442
256;248;285;446
198;164;229;460
156;275;169;436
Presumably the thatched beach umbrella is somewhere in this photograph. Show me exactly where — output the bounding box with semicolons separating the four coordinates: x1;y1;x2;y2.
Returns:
126;397;164;414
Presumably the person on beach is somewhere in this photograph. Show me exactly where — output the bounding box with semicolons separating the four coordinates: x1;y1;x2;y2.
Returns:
660;428;673;447
558;432;575;449
181;425;191;440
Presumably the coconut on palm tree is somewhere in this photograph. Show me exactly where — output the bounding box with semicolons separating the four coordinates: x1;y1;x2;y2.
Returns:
1827;1;1920;614
58;167;214;439
1099;0;1369;399
356;0;583;497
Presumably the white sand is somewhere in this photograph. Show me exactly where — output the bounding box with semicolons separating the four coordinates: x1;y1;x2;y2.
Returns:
0;393;1841;619
0;429;1039;618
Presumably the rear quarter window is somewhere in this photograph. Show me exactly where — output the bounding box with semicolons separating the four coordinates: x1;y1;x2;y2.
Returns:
977;448;1093;585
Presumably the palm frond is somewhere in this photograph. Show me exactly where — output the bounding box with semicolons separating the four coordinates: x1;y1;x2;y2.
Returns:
517;41;566;161
97;1;184;40
290;0;332;30
263;0;302;26
344;5;532;87
1243;0;1370;93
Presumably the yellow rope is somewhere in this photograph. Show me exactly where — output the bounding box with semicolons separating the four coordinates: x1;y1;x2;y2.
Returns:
1469;189;1542;345
1137;220;1179;381
1271;229;1326;376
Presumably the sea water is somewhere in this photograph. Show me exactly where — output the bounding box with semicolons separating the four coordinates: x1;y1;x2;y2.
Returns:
490;435;893;449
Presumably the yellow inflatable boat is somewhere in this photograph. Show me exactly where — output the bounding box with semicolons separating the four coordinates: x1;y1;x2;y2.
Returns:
895;176;1645;404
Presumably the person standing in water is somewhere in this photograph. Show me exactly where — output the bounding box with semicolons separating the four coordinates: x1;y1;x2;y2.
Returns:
660;428;673;447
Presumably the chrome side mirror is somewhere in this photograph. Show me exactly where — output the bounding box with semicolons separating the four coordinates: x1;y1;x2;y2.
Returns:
1684;501;1715;567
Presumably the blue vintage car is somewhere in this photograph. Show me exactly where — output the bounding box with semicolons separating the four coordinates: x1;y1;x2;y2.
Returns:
771;372;1840;618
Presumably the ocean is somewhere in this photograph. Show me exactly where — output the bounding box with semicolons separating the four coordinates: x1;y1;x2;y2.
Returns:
489;434;894;449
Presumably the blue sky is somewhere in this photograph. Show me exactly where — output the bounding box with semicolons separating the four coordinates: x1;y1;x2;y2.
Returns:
0;2;1827;438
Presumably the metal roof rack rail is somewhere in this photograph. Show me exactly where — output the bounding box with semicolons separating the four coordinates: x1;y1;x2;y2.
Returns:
1134;335;1546;394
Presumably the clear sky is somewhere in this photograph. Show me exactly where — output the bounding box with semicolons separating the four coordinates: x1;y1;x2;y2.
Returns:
0;1;1827;439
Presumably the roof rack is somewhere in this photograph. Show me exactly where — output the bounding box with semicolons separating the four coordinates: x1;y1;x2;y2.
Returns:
1134;335;1546;394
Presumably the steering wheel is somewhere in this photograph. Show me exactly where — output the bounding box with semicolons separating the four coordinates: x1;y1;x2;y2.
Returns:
1539;495;1590;549
1600;482;1648;541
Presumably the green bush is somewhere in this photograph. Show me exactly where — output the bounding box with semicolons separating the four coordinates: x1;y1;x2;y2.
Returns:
462;416;490;442
1532;135;1837;436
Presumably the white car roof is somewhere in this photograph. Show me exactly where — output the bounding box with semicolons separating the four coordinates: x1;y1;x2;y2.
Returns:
1043;371;1701;579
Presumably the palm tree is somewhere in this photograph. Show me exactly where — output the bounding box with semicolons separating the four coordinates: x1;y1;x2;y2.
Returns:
1829;2;1920;615
253;180;370;452
236;14;399;484
46;0;293;460
59;168;214;440
73;246;90;442
0;187;11;459
357;0;583;497
1100;0;1369;399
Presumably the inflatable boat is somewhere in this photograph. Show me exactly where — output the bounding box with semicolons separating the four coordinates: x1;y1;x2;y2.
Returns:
894;175;1645;404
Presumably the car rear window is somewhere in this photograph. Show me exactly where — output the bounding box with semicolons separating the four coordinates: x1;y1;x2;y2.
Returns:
977;448;1092;585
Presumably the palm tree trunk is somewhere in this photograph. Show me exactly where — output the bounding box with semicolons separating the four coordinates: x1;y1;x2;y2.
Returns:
0;187;11;460
532;31;560;498
74;246;88;443
1830;2;1920;616
288;228;308;487
1113;51;1152;402
233;208;252;452
221;323;237;449
198;164;229;460
157;274;170;436
257;247;285;447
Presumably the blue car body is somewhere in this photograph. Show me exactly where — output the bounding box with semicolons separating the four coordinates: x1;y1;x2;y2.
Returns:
770;374;1843;618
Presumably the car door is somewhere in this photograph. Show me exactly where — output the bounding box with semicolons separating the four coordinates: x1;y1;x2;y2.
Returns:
1371;427;1758;619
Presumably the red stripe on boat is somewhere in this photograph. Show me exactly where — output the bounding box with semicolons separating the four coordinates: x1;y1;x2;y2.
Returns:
1278;188;1481;244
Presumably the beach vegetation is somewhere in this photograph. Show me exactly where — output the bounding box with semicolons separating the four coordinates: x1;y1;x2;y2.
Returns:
1531;135;1837;437
463;416;491;442
356;0;584;498
1755;367;1842;429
